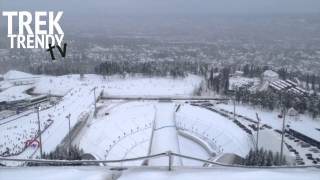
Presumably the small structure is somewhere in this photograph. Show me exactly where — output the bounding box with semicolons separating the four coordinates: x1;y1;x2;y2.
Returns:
3;70;39;85
0;101;6;111
25;139;40;148
234;71;244;77
288;107;298;116
287;107;299;121
262;70;279;82
215;153;244;165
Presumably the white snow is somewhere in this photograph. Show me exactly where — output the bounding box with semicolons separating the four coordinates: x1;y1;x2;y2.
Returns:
149;103;182;166
0;85;33;102
0;72;203;165
229;76;260;91
1;70;319;172
176;104;254;157
263;70;279;79
2;166;318;180
102;75;202;96
178;135;210;166
216;103;320;141
258;129;294;162
215;102;320;165
119;167;320;180
0;167;115;180
78;101;155;166
0;81;13;91
3;70;38;81
33;76;80;96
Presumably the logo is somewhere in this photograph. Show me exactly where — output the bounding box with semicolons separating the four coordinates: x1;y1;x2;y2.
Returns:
2;11;64;49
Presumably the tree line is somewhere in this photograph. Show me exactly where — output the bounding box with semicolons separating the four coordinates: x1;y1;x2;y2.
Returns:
94;60;209;77
207;67;230;94
27;146;84;166
241;148;287;166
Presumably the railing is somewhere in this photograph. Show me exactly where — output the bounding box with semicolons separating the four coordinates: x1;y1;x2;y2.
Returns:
1;151;319;171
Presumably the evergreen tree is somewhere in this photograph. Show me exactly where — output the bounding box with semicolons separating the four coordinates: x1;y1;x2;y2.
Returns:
266;151;273;166
242;148;287;166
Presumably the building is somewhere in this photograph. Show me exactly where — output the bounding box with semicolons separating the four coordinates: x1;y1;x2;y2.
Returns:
262;70;279;82
269;79;308;97
0;101;6;111
288;107;298;116
234;71;244;77
0;95;49;113
287;107;299;121
3;70;39;85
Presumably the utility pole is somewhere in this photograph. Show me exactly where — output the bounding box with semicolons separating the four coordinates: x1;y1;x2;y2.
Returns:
233;91;236;121
36;106;43;158
255;113;260;151
280;108;286;165
92;87;97;117
66;113;71;156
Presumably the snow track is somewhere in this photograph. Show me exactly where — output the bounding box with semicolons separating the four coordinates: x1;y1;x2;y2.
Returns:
149;103;182;166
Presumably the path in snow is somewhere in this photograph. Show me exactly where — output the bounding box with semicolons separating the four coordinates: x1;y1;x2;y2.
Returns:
149;103;182;166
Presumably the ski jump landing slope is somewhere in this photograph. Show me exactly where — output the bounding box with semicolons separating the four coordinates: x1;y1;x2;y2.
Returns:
149;103;182;166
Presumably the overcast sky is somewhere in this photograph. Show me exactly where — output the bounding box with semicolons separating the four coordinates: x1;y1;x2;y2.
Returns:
1;0;320;15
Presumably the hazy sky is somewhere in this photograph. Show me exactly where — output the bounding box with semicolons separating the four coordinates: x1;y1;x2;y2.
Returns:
1;0;320;15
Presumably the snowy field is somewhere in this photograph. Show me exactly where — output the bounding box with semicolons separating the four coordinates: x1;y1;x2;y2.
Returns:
33;74;202;97
102;75;202;96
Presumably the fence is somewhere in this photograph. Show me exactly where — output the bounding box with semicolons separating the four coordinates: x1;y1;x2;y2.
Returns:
1;151;319;171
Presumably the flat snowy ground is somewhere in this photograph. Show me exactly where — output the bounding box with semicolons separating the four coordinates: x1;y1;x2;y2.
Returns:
101;75;202;96
0;166;319;180
215;102;320;165
216;103;320;141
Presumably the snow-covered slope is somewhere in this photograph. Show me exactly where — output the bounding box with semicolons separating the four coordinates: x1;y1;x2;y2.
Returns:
3;70;38;80
78;101;155;166
0;85;33;102
176;104;254;157
149;103;182;166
